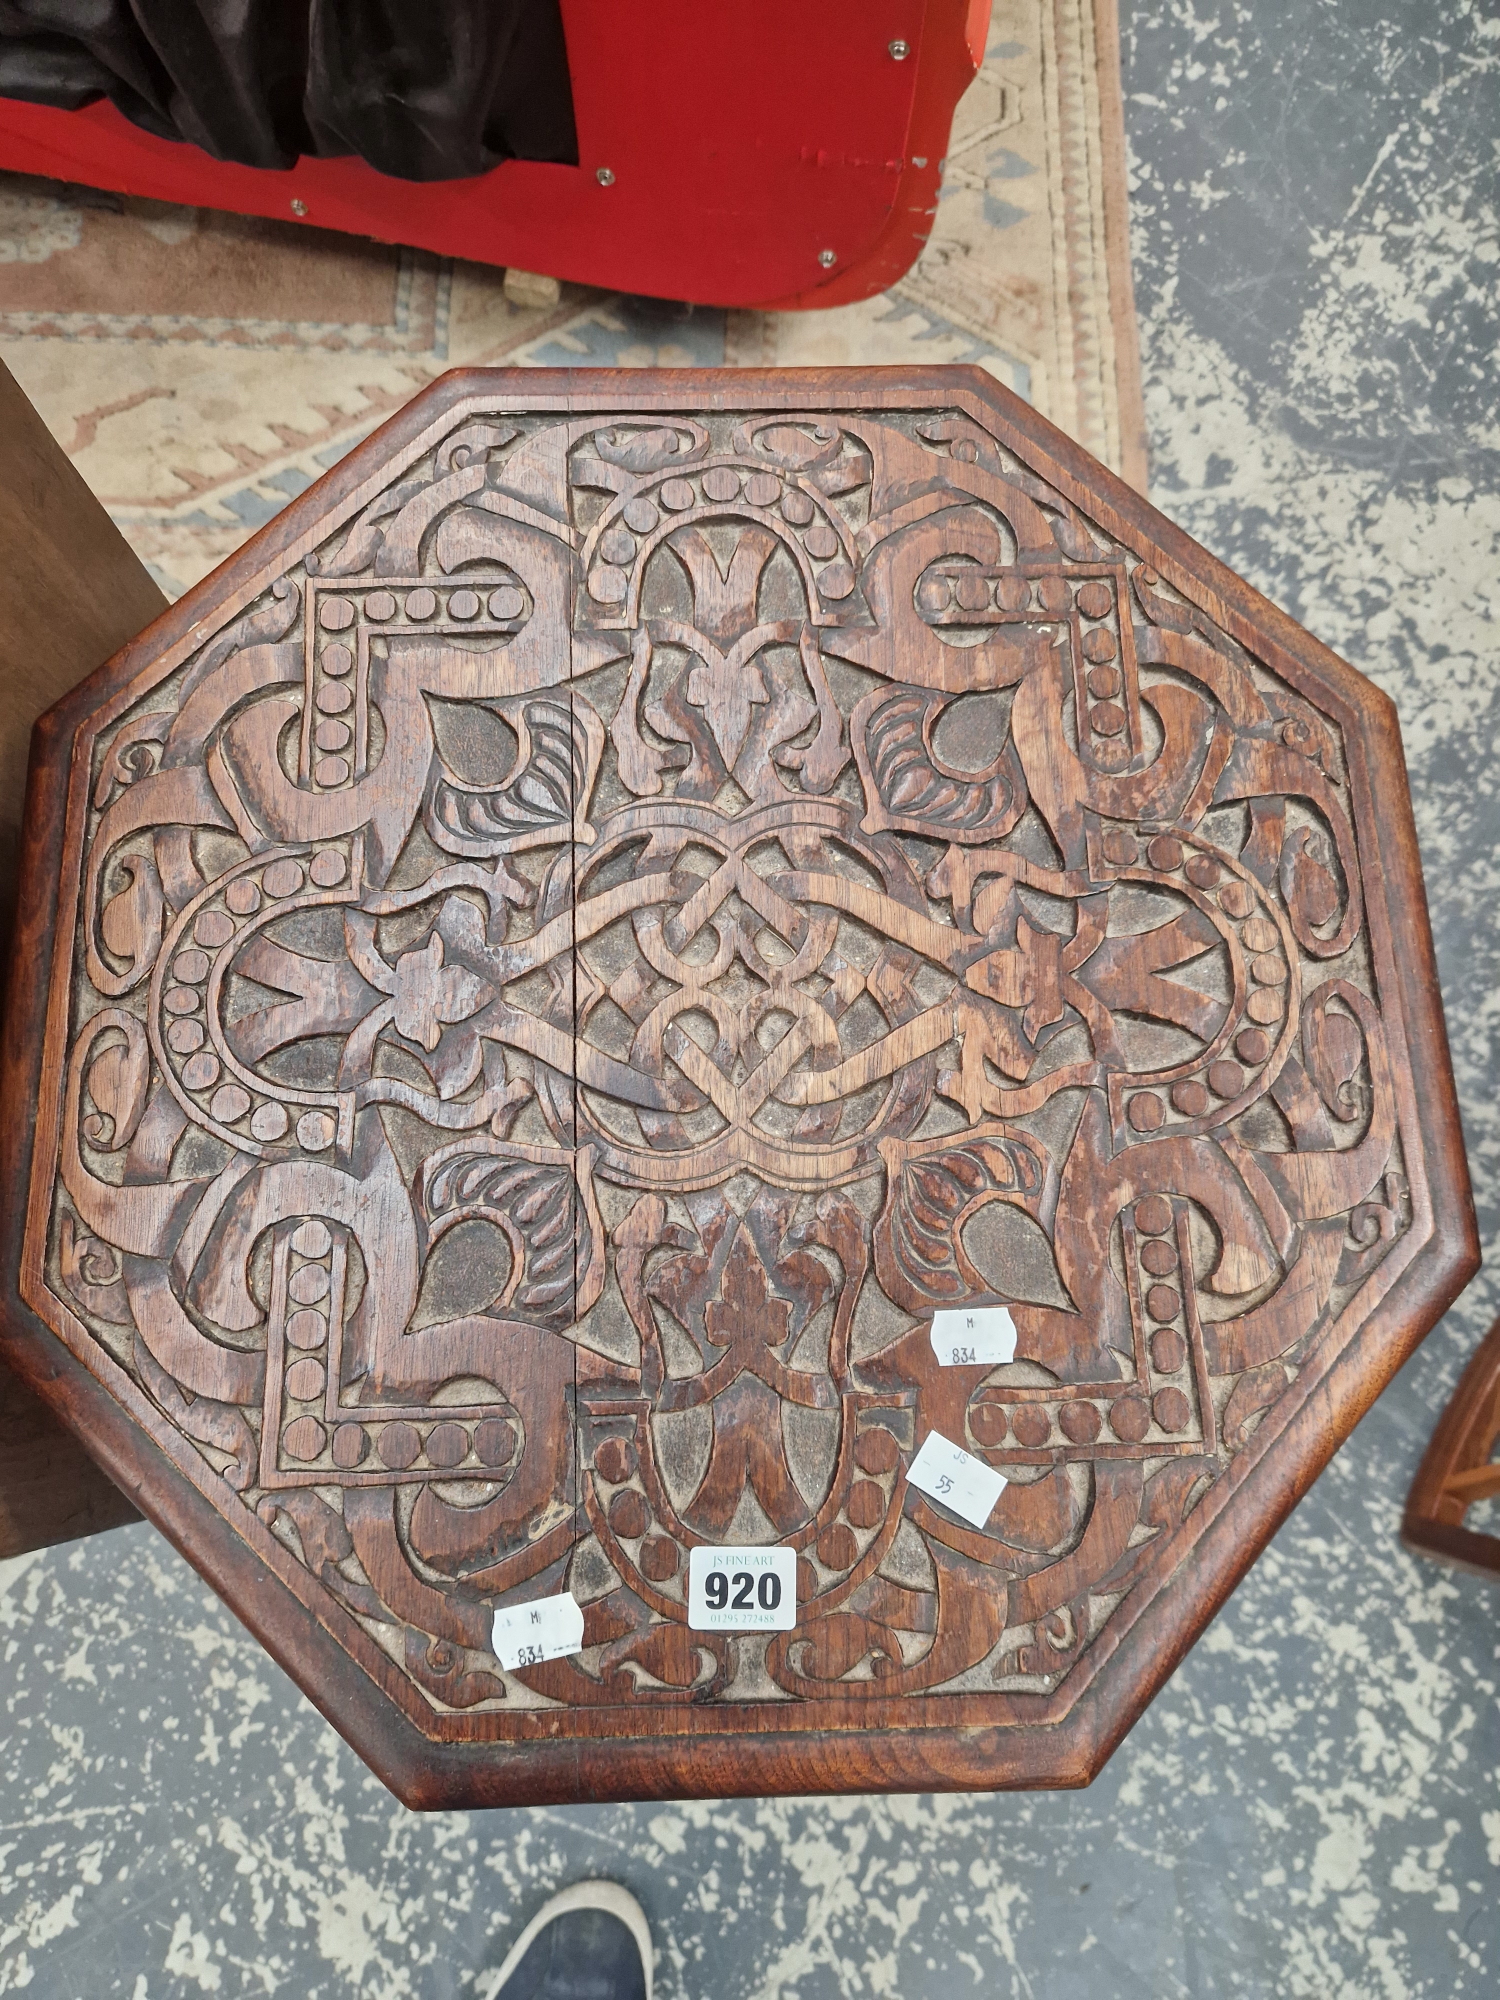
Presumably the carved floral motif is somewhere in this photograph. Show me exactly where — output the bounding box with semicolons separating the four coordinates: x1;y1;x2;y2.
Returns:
26;383;1424;1750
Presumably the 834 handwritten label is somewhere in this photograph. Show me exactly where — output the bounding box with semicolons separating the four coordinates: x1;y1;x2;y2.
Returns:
492;1591;584;1670
907;1430;1008;1529
930;1304;1017;1368
687;1545;797;1632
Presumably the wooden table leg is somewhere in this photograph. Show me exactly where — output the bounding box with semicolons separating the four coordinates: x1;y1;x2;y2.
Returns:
1403;1315;1500;1583
0;357;166;1557
0;1362;141;1557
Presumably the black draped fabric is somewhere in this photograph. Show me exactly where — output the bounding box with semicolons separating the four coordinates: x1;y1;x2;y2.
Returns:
0;0;577;180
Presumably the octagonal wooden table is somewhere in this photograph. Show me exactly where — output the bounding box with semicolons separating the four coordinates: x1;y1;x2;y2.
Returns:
0;367;1475;1808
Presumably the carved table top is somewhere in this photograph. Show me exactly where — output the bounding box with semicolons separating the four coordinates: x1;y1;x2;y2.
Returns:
0;368;1475;1807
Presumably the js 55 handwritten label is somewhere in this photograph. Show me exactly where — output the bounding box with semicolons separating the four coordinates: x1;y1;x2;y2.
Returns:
907;1430;1007;1529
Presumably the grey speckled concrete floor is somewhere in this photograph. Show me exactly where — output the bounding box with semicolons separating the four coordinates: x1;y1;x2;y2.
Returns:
4;3;1499;1994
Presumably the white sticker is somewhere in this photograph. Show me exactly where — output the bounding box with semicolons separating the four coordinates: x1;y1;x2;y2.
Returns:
930;1304;1017;1368
687;1545;798;1632
492;1591;585;1671
907;1430;1008;1529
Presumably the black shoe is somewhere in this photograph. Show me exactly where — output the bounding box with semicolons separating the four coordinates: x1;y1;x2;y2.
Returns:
483;1882;651;2000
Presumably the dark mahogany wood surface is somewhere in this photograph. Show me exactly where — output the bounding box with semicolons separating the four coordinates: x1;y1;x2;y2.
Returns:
0;367;1476;1806
1404;1314;1500;1580
0;356;160;1557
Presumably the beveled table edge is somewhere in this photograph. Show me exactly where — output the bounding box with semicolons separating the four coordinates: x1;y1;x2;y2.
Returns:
0;366;1477;1807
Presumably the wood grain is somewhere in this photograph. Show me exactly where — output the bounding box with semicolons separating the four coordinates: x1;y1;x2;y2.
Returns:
0;367;1476;1804
0;360;168;956
0;356;162;1557
1404;1315;1500;1581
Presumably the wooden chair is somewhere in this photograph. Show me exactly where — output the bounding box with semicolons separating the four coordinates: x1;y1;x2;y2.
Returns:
0;0;988;310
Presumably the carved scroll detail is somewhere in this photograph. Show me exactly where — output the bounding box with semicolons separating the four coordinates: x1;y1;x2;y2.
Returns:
30;392;1410;1737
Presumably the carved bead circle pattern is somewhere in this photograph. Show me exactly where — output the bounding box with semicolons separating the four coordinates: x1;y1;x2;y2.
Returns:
19;375;1454;1806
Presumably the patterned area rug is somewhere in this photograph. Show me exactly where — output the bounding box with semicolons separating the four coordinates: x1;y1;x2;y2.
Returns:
0;0;1142;600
